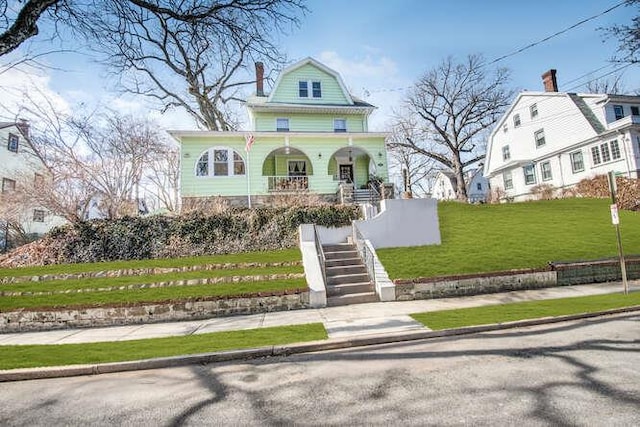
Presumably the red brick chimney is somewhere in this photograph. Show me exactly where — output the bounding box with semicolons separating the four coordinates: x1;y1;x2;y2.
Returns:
255;62;264;96
541;69;558;92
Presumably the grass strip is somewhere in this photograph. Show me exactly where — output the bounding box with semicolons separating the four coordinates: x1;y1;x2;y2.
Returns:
378;199;640;280
0;248;302;278
0;278;307;311
0;323;328;370
0;265;304;293
410;291;640;330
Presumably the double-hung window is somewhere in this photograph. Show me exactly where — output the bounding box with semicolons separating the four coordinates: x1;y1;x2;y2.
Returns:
631;106;639;116
570;151;584;173
298;81;308;98
7;133;18;152
523;164;536;185
502;145;510;161
334;119;347;133
591;146;602;165
613;105;624;120
2;177;16;193
540;161;552;181
530;104;538;118
534;129;546;148
312;81;322;98
513;114;521;128
600;143;611;163
610;140;621;160
503;171;513;190
276;118;289;132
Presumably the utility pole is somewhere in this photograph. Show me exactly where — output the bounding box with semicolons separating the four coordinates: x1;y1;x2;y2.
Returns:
607;171;628;295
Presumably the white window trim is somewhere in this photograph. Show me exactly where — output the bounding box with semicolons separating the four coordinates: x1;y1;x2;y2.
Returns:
503;171;513;190
276;117;290;132
540;161;552;181
523;164;536;185
334;118;347;132
534;129;545;148
513;114;521;128
570;151;584;173
298;80;322;99
7;133;19;152
502;145;510;161
194;147;246;178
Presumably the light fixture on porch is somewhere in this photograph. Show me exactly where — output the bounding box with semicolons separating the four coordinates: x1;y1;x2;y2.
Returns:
378;152;382;157
348;149;352;162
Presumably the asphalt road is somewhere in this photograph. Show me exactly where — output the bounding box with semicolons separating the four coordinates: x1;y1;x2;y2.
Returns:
1;312;639;426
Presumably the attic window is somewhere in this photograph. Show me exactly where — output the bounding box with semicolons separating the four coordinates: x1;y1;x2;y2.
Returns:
513;114;521;128
631;106;639;116
299;81;308;98
613;105;624;120
312;81;321;98
7;133;18;152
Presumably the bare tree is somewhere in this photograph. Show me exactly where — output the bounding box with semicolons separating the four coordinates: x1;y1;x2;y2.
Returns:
386;116;436;197
605;0;640;63
393;55;514;201
1;1;306;130
585;75;627;94
143;143;180;212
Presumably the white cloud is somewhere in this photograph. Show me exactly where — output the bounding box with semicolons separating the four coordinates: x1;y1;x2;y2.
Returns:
0;65;70;122
315;51;408;132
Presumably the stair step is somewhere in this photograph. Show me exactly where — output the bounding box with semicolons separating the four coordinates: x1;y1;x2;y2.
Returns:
322;244;356;252
326;282;374;297
325;257;363;267
327;292;379;306
327;273;370;286
325;265;367;276
324;250;359;260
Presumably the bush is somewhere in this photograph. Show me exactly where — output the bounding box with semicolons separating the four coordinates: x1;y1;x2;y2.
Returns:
531;183;555;200
1;205;361;265
575;175;640;211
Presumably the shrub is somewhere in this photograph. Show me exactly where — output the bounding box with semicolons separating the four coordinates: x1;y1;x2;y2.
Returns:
0;205;361;266
575;175;640;211
531;183;555;200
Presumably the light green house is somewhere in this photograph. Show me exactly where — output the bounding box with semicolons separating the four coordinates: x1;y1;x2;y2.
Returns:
170;57;391;207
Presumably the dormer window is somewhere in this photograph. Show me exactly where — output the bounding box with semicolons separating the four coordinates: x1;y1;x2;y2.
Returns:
312;81;321;98
334;119;347;132
7;133;18;152
276;118;289;132
513;114;521;128
298;81;308;98
632;106;639;116
613;105;624;120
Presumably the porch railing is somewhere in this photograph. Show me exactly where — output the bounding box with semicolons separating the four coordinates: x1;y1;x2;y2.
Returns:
267;176;309;192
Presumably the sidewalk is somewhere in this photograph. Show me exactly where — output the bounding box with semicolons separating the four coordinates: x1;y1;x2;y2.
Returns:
1;281;637;346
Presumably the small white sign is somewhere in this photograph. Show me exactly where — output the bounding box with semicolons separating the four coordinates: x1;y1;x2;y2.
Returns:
610;204;620;225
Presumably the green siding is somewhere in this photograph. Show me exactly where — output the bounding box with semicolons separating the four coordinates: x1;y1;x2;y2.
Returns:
254;112;364;133
355;155;369;188
271;63;350;105
180;134;387;197
328;157;337;177
262;156;275;175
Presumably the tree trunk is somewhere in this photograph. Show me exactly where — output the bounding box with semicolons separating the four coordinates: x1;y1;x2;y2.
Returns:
452;152;468;202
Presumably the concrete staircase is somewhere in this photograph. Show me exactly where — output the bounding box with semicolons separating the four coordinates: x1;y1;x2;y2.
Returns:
322;243;378;306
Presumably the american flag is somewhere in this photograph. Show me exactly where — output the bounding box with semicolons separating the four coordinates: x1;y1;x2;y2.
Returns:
245;134;255;152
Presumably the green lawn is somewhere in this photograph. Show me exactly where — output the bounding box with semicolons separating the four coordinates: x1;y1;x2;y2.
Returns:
0;323;328;370
0;248;302;278
0;264;303;294
378;198;640;280
411;291;640;330
0;278;307;311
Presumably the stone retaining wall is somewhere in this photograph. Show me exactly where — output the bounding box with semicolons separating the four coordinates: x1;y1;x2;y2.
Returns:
395;270;556;301
0;292;310;333
553;258;640;285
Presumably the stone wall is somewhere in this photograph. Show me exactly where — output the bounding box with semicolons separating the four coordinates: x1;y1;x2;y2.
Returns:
0;292;310;333
395;270;556;301
553;258;640;285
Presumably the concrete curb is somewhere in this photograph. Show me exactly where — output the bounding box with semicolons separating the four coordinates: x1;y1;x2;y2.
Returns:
2;305;639;382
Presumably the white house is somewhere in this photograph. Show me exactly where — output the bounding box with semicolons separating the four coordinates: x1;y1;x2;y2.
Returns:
483;69;640;201
0;121;64;248
432;167;489;203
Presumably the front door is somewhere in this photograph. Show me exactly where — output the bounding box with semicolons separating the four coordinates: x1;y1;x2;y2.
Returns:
339;164;354;183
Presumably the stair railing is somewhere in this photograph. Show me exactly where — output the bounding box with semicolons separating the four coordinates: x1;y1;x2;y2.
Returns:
313;224;327;285
367;181;382;205
352;225;376;287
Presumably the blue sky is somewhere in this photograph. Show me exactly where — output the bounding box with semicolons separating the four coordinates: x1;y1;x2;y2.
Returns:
1;0;636;131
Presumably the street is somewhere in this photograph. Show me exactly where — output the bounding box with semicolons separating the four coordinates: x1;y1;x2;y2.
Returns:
1;312;639;426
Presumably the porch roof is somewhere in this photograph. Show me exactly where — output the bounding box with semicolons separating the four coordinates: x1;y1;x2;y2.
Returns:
169;130;389;140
